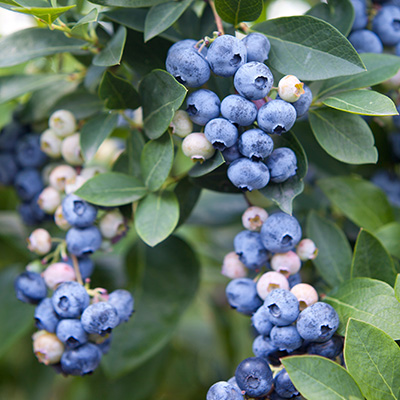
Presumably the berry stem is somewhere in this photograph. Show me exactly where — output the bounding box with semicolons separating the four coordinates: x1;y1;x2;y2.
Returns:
71;254;83;286
208;0;225;35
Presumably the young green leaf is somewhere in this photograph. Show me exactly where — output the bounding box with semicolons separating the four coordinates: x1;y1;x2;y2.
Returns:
140;132;174;192
351;229;397;286
188;152;225;178
325;277;400;339
139;69;187;140
80;112;119;161
318;176;394;231
253;16;365;81
215;0;263;26
75;172;147;206
375;222;400;259
11;5;75;25
345;319;400;400
283;355;363;400
309;108;377;164
93;26;127;67
307;211;352;287
70;8;98;36
134;191;179;247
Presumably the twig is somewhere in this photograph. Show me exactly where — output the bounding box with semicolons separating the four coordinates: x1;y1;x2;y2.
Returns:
71;254;83;285
208;0;224;35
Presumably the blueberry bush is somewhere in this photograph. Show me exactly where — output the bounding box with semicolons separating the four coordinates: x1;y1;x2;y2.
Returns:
1;0;400;399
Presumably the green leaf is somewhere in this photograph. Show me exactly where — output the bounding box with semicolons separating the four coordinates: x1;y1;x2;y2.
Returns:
351;229;397;286
139;69;187;140
134;191;179;247
322;89;398;116
325;277;400;339
11;5;75;25
75;172;147;206
99;71;141;110
309;108;377;164
80;113;119;162
306;211;352;287
215;0;262;26
317;53;400;99
93;26;127;67
0;266;33;359
102;235;199;378
144;0;193;42
306;0;354;36
71;8;98;36
318;176;394;231
345;319;400;400
188;152;225;178
0;74;68;104
140;132;174;191
395;275;400;302
89;0;169;7
259;130;307;214
174;177;201;226
283;355;363;400
0;28;86;67
375;222;400;259
104;8;147;32
252;16;365;81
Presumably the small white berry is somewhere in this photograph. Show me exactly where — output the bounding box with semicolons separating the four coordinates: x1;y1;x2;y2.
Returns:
27;228;52;255
182;132;215;162
61;133;84;166
99;209;126;239
256;271;289;300
241;206;268;231
42;262;76;290
40;129;62;158
49;165;77;192
32;331;64;365
296;238;318;261
290;283;318;311
49;110;77;137
278;75;305;103
37;186;61;214
271;251;302;277
221;252;247;279
170;110;193;138
54;205;71;231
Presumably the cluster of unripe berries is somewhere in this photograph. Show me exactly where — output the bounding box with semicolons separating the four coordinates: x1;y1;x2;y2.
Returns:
166;33;312;191
207;207;342;399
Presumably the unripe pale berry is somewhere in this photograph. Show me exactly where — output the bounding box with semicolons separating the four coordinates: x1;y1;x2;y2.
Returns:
32;330;64;365
92;138;124;166
65;175;87;195
170;110;193;138
54;204;71;231
49;110;77;137
80;166;106;180
37;186;61;214
27;228;52;255
256;271;289;300
296;238;318;261
99;209;126;239
290;283;318;311
221;252;247;279
40;129;62;158
49;165;77;192
278;75;305;103
61;133;84;166
42;262;76;290
270;251;301;277
182;132;215;162
242;206;268;232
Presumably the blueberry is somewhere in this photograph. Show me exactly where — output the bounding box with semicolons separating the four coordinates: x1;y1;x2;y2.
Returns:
348;30;383;53
227;158;270;191
96;334;113;354
34;298;59;333
296;302;339;342
167;39;207;58
238;128;274;160
206;381;243;400
0;121;27;152
186;89;220;126
61;342;102;376
65;256;94;281
222;142;241;164
108;289;134;322
257;100;297;134
204;118;239;150
220;95;258;126
0;153;18;185
52;281;90;318
233;230;269;270
389;132;400;161
252;306;274;336
290;85;312;118
66;226;102;257
270;325;303;352
350;0;368;30
56;319;88;348
207;35;247;77
260;212;302;253
15;134;47;168
274;368;299;398
265;147;298;183
62;194;98;228
14;168;43;201
307;335;343;359
393;105;400;129
81;302;120;335
225;278;263;315
242;33;271;63
396;40;400;56
288;272;302;289
31;193;47;221
14;271;47;304
19;202;40;225
235;357;273;398
252;335;277;359
234;62;274;101
227;376;241;391
264;289;300;326
166;48;210;88
372;5;400;46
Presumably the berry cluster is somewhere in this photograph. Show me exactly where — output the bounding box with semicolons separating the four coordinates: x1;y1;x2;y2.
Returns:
166;33;312;191
9;110;134;376
208;207;342;399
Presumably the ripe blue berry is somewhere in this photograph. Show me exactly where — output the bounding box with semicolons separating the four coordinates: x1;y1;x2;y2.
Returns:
52;281;90;318
252;335;277;359
66;226;102;257
206;381;243;400
61;342;102;376
238;128;274;161
65;256;94;281
108;289;134;323
0;153;18;185
252;305;274;336
34;298;59;333
15;134;47;168
220;94;257;126
241;33;270;63
372;5;400;46
307;335;343;359
264;288;300;326
225;278;263;315
257;100;296;135
62;194;98;228
274;368;299;398
291;85;312;118
222;142;241;164
56;319;88;348
81;302;120;335
186;89;220;126
233;230;269;270
227;158;270;191
14;169;44;201
348;30;383;54
167;39;207;58
204;118;238;150
270;325;303;352
350;0;368;31
266;147;298;183
15;271;47;304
